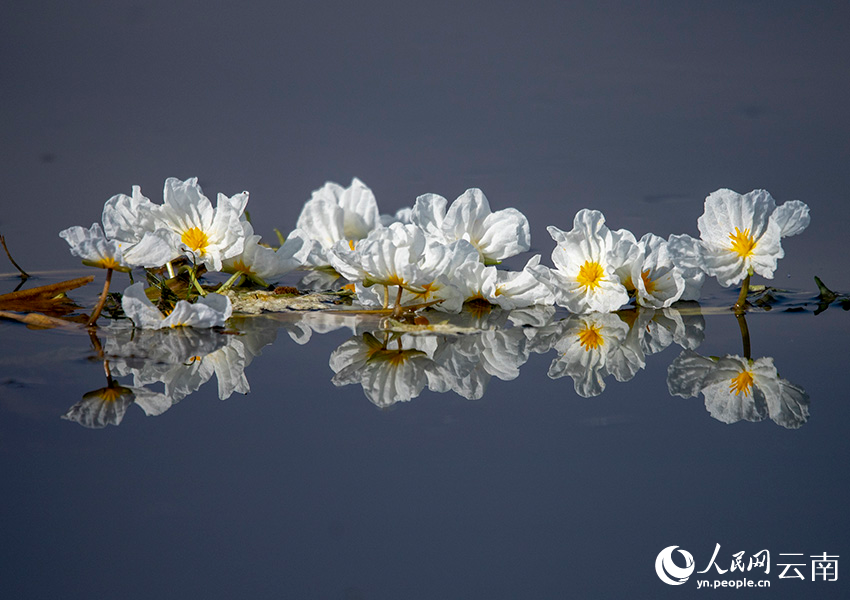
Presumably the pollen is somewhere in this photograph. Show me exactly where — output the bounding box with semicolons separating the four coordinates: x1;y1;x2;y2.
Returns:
181;227;210;254
577;323;604;351
640;269;656;295
729;370;754;397
576;261;604;291
729;227;757;258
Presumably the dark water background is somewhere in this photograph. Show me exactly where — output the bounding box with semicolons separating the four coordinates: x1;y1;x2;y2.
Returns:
2;2;849;598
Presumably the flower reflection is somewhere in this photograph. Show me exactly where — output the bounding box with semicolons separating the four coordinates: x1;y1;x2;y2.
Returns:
667;351;810;429
66;321;278;427
330;332;438;408
525;306;705;398
64;380;135;428
63;358;171;428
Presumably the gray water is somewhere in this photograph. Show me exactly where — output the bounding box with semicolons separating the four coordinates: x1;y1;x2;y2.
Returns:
2;2;849;598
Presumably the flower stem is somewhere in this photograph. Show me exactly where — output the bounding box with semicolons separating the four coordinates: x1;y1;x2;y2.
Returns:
189;267;207;297
0;233;30;280
736;312;751;359
391;285;404;317
87;268;113;327
166;260;175;279
218;271;243;292
734;274;750;314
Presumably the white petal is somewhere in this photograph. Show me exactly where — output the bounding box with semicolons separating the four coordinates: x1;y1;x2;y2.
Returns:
769;200;811;238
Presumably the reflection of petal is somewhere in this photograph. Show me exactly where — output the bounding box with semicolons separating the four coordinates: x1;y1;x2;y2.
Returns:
132;388;174;417
763;376;810;429
63;385;135;428
702;380;767;424
750;358;810;429
667;350;717;398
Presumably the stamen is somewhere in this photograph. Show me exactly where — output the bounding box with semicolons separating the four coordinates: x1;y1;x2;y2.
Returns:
729;227;757;258
181;227;209;254
576;261;604;291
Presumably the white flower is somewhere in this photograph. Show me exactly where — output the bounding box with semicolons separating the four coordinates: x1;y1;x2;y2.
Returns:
534;209;635;313
355;238;478;312
149;177;248;272
410;188;530;264
295;178;382;267
221;222;311;284
492;255;555;310
121;282;232;329
329;222;427;290
59;223;130;271
620;233;686;309
697;189;810;287
59;222;174;271
667;234;706;301
445;255;555;313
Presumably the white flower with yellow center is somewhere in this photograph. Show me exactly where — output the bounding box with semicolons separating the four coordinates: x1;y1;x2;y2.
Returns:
619;233;686;309
329;222;427;291
221;222;311;284
355;238;478;312
295;178;382;267
60;221;174;271
410;188;530;264
697;189;810;287
121;282;232;329
534;209;635;313
59;223;132;272
149;177;248;272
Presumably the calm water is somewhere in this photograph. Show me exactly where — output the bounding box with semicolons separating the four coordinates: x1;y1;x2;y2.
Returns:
2;2;849;598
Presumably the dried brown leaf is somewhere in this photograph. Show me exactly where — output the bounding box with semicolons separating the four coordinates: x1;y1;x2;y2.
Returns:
0;310;81;330
0;275;94;315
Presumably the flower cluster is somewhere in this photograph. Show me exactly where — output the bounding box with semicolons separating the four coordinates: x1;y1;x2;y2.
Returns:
60;178;810;329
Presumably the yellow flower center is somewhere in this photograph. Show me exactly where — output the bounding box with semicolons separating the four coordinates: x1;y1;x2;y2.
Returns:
729;370;754;397
640;269;656;295
576;261;604;291
348;239;356;251
231;259;253;275
729;227;757;258
577;323;604;351
181;227;209;254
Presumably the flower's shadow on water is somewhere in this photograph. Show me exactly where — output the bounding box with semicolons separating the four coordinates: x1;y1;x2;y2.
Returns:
65;299;813;430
